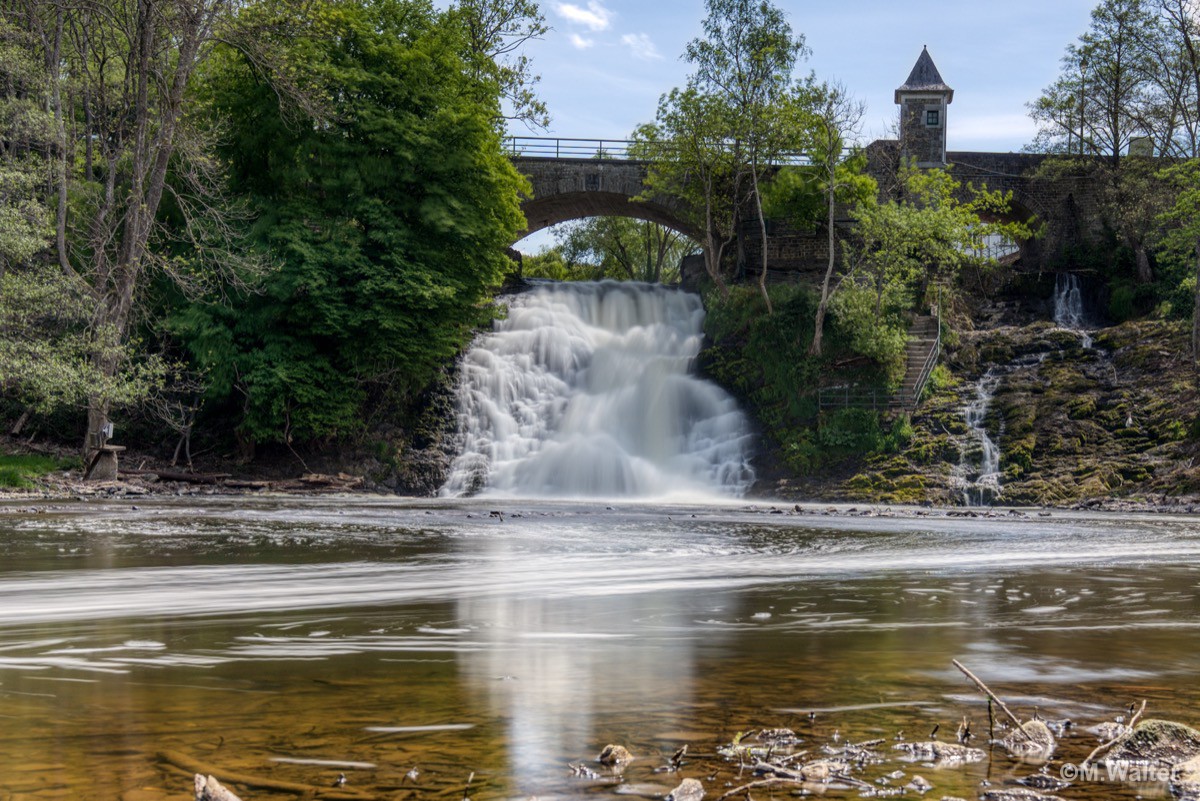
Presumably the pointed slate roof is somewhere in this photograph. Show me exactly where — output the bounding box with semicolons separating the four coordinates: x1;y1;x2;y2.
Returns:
895;46;953;104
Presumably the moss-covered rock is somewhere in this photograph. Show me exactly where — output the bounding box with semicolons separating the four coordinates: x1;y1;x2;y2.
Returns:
1108;720;1200;765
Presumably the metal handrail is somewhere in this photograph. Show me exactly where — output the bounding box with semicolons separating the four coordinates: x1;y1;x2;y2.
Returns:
504;136;814;165
505;137;635;159
817;385;893;412
905;320;942;409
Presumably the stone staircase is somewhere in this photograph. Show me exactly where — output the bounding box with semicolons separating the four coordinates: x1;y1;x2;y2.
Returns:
895;315;940;409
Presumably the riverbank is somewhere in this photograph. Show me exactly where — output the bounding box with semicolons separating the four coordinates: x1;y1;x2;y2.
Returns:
828;317;1200;508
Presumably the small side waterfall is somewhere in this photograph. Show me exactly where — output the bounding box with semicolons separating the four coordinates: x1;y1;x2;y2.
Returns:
441;281;755;499
1054;273;1092;348
957;369;1003;506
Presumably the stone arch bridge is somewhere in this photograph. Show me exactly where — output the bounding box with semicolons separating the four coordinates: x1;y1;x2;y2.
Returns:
508;136;1102;277
510;137;699;240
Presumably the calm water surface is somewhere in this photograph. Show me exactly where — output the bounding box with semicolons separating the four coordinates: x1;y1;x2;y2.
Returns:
1;498;1199;800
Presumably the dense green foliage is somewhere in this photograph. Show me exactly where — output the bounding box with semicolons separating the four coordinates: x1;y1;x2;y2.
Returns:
170;1;527;447
701;283;907;475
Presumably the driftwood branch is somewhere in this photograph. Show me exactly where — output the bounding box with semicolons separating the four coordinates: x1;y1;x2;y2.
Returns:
715;777;806;801
1081;700;1146;769
951;659;1035;743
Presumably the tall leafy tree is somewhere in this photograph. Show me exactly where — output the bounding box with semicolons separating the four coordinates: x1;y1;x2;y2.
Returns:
3;0;310;451
633;88;742;298
450;0;549;130
763;82;875;356
174;0;527;449
0;17;163;427
685;0;808;313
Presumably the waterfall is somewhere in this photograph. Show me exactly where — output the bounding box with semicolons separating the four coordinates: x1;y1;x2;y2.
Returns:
958;369;1003;506
441;281;755;499
1054;273;1092;348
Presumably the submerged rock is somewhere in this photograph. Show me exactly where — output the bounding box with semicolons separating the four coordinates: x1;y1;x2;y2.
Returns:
665;778;704;801
1172;754;1200;800
893;740;985;765
597;744;634;765
980;790;1062;801
905;774;932;793
1107;719;1200;764
1090;721;1129;742
755;728;799;745
1016;773;1070;791
1000;720;1056;758
194;775;241;801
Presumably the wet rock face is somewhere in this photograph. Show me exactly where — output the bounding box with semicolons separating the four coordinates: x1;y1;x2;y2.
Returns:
893;740;986;765
1001;720;1057;759
1108;719;1200;764
596;744;633;765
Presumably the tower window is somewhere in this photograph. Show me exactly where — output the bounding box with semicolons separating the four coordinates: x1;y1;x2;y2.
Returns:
926;109;940;127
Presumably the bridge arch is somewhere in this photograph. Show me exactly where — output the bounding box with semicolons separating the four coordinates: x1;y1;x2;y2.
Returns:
511;154;700;243
520;191;700;240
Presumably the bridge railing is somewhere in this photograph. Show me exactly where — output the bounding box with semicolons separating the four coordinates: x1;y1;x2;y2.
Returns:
504;136;813;165
505;137;636;159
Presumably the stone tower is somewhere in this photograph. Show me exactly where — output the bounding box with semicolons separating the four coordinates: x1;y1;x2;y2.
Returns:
896;46;953;167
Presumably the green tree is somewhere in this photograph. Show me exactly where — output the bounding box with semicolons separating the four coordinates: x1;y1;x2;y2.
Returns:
551;217;696;284
450;0;549;129
837;164;1036;375
3;0;312;452
633;88;742;298
685;0;808;312
763;81;875;356
1029;0;1156;161
0;18;165;428
174;0;527;449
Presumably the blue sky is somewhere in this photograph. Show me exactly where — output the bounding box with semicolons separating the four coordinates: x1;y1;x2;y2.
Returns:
515;0;1099;152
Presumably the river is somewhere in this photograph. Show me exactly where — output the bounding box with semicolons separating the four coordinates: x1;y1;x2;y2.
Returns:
2;498;1199;800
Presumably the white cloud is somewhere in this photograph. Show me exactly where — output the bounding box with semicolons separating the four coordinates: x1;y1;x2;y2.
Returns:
620;33;663;62
555;1;612;32
569;33;595;49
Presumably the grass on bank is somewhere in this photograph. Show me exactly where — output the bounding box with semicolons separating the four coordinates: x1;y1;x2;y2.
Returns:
0;453;81;488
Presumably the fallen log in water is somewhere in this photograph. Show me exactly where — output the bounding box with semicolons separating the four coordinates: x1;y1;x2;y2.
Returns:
160;750;375;800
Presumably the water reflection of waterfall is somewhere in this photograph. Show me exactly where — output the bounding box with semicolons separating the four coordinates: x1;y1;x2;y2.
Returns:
958;369;1003;506
1054;273;1093;348
441;281;755;499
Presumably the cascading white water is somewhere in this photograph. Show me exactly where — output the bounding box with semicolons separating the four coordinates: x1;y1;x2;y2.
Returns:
440;281;755;499
958;368;1003;506
1054;273;1092;348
